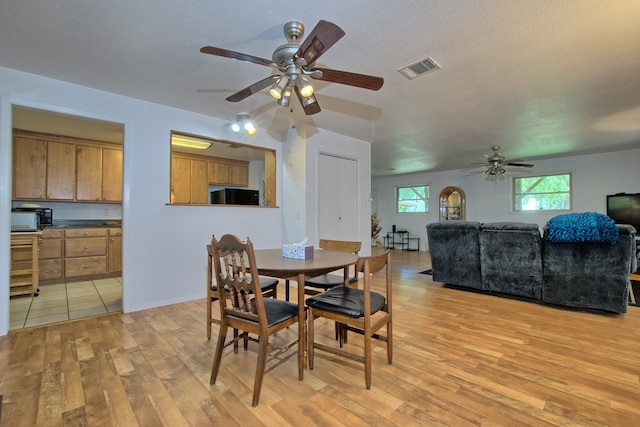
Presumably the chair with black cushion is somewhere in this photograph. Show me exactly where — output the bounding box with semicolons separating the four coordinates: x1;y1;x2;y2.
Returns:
209;234;301;407
285;239;362;301
207;241;279;339
306;250;392;389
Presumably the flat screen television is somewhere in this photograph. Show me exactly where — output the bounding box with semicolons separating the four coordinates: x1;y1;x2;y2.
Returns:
606;193;640;230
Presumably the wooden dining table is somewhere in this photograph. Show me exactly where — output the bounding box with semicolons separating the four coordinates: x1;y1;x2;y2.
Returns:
253;248;359;379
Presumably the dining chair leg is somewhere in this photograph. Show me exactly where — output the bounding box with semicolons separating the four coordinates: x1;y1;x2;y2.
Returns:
233;328;239;354
387;322;393;364
252;336;270;407
364;333;372;390
207;298;213;339
298;274;306;380
307;309;315;370
210;324;228;384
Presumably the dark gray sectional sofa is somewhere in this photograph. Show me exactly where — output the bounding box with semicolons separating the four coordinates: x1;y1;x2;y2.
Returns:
426;220;637;313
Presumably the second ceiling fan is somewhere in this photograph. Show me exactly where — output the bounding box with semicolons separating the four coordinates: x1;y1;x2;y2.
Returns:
200;20;383;115
481;145;534;175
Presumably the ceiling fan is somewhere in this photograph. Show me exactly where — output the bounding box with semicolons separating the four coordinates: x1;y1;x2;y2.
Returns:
479;145;534;175
200;20;384;115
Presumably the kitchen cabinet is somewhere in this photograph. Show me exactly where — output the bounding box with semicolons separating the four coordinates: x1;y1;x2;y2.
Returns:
171;153;209;204
46;141;76;200
102;148;123;201
38;229;63;282
76;144;102;201
76;145;124;202
171;152;251;204
208;158;249;186
64;228;108;278
107;228;122;274
13;136;47;199
10;234;39;296
12;131;123;202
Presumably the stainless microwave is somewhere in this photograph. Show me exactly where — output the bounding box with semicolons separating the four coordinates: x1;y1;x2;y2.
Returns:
11;211;40;232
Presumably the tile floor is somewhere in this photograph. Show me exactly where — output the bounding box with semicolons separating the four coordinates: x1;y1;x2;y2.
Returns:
9;277;122;330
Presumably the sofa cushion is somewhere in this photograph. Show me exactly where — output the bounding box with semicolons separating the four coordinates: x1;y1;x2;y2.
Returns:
479;222;543;299
426;221;485;290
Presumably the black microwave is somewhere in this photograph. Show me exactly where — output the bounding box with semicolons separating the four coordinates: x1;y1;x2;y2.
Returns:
210;189;259;205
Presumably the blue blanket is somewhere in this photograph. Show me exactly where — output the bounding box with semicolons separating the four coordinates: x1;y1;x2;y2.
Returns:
546;212;618;244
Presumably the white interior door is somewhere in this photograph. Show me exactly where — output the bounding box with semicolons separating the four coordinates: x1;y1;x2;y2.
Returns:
318;154;358;241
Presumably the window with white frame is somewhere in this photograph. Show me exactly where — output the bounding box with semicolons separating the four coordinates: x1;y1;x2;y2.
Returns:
397;185;429;213
513;173;572;211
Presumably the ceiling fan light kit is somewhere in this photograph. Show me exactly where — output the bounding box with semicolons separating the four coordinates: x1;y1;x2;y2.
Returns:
200;20;384;115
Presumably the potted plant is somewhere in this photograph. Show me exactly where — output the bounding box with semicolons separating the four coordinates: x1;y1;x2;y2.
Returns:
371;212;382;246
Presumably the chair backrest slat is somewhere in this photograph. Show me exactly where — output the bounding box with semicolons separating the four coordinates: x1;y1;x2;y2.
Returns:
211;234;266;325
319;239;361;254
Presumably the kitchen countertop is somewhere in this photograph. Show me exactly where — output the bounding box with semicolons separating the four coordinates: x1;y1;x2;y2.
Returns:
44;220;122;229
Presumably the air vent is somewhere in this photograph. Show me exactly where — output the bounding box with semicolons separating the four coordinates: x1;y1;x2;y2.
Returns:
398;57;441;80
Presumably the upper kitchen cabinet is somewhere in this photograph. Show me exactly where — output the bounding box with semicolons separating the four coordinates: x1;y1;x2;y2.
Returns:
171;153;209;204
12;130;123;203
46;141;76;200
13;136;47;199
208;158;249;186
76;144;123;202
169;132;276;206
102;148;123;202
76;144;102;201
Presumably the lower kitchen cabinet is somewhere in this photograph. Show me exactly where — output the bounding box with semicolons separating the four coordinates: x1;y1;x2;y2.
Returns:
64;228;108;278
12;226;123;285
38;229;63;282
108;228;122;274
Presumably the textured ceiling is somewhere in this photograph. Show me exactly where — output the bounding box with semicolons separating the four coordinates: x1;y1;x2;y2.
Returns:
1;0;639;177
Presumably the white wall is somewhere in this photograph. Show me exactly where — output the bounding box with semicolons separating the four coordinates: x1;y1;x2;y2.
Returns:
372;147;640;251
0;67;283;335
280;123;373;255
0;66;373;336
305;126;372;256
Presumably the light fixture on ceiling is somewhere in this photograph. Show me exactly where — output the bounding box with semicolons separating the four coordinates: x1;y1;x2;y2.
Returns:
485;164;505;175
297;75;314;97
277;84;293;107
300;93;318;108
171;134;212;150
269;75;290;99
230;113;257;136
269;67;315;106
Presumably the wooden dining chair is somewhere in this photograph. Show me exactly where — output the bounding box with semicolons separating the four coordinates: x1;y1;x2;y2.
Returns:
284;239;362;301
306;250;392;389
207;241;279;340
209;234;301;407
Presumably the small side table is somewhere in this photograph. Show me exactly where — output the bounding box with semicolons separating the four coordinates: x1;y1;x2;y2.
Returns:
384;231;420;251
630;273;639;305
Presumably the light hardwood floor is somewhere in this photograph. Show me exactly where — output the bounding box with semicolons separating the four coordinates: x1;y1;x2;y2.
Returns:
0;249;639;426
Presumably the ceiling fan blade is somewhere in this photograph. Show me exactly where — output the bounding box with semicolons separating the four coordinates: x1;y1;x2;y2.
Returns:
226;75;280;102
200;46;279;69
506;162;534;167
294;20;345;65
294;86;321;115
311;67;383;91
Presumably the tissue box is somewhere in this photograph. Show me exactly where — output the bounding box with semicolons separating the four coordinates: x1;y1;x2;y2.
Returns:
282;244;314;259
